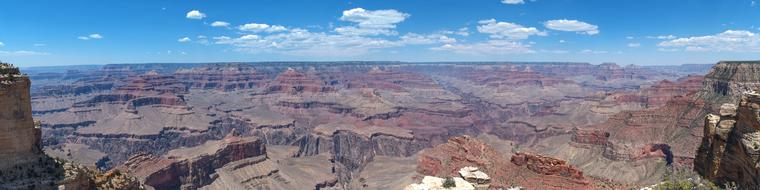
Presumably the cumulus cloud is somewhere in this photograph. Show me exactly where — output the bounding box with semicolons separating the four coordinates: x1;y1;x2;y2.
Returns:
477;19;546;39
178;37;191;42
210;8;459;57
215;28;398;56
186;10;206;19
658;30;760;52
211;21;230;27
431;40;534;54
335;8;409;36
238;23;287;33
628;43;641;47
501;0;525;4
78;34;103;40
544;19;599;35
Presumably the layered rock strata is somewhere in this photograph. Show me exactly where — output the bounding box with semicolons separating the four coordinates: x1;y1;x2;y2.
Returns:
116;134;266;190
695;91;760;188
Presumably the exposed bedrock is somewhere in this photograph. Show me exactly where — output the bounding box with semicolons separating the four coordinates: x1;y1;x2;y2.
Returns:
296;130;429;185
695;91;760;189
0;76;41;169
699;61;760;106
417;135;596;190
117;135;266;190
70;118;252;169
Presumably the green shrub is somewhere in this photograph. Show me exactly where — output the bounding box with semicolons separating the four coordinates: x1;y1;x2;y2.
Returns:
443;177;456;188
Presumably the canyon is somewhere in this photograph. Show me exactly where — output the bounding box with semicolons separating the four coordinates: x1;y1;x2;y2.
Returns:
8;61;727;189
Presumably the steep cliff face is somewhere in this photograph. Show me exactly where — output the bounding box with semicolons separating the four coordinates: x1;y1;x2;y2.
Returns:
695;92;760;188
0;73;40;168
296;127;428;185
116;134;266;190
699;61;760;107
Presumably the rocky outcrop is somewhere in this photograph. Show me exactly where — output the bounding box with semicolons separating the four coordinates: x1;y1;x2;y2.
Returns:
699;61;760;106
510;152;586;181
117;134;266;190
0;72;41;169
417;135;595;190
695;91;760;189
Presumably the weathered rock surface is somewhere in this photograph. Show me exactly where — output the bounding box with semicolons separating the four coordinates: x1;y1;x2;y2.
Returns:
116;134;266;190
417;135;596;190
0;73;40;169
695;92;760;189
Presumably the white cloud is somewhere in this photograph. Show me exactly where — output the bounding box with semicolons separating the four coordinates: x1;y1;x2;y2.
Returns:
78;34;103;40
0;50;49;56
431;40;534;54
477;19;546;39
0;42;4;47
211;21;230;27
580;49;607;54
559;40;565;43
335;8;409;36
628;43;641;47
658;30;760;52
626;36;635;40
33;43;45;47
186;10;206;19
178;37;191;42
215;28;402;56
501;0;525;4
544;19;599;35
238;23;287;33
647;35;676;39
89;34;103;39
400;33;456;45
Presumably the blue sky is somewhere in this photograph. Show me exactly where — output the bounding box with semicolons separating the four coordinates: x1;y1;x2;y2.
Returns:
2;0;760;67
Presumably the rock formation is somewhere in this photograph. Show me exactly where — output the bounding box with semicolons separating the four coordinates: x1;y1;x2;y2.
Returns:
0;63;40;169
695;91;760;188
116;133;266;190
417;135;596;190
0;62;142;190
24;61;711;189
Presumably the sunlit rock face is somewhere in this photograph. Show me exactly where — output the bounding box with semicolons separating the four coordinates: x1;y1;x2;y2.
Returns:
0;72;40;169
699;61;760;107
695;92;760;189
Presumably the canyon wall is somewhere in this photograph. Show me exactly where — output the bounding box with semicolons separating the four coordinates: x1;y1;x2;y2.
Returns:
0;71;40;169
695;92;760;188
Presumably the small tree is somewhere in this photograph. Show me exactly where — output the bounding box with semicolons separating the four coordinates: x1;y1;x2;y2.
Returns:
443;177;456;188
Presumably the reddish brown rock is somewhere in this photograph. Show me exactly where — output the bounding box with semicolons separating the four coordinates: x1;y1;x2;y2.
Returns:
265;68;334;94
510;152;586;181
417;135;595;190
117;134;266;190
174;64;270;91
